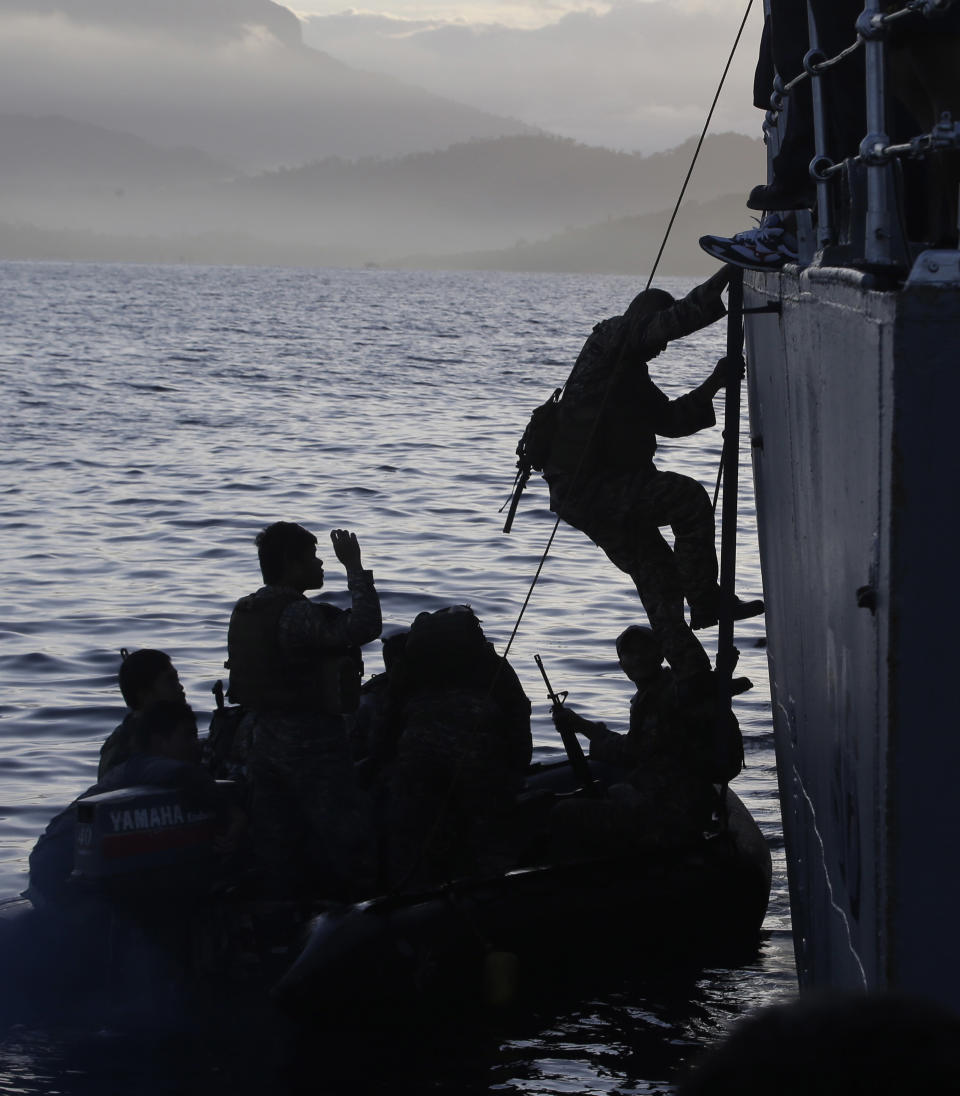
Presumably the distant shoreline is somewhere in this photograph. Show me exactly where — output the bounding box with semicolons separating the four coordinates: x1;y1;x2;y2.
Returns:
0;192;750;278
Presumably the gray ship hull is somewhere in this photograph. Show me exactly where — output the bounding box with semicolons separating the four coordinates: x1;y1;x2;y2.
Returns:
744;261;960;1008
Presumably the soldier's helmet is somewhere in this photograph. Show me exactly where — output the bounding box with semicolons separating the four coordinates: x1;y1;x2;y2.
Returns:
623;287;675;329
615;624;661;659
403;605;488;689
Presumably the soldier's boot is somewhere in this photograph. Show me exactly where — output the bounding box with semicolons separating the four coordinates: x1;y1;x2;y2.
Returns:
689;590;765;631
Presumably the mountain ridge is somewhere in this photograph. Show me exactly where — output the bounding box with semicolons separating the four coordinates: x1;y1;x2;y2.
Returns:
0;5;537;170
0;117;763;265
0;192;757;276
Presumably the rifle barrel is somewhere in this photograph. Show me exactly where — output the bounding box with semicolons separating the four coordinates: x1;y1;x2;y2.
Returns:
534;653;599;797
534;653;559;704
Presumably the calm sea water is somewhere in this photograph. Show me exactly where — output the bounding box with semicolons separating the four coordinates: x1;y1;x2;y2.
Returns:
0;261;795;1093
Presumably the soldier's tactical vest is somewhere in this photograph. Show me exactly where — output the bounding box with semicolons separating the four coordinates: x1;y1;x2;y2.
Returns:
226;589;361;716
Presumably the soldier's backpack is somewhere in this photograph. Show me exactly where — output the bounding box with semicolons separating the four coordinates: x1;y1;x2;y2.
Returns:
501;388;562;533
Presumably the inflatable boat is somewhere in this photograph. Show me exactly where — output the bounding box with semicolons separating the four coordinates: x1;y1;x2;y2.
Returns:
0;760;771;1025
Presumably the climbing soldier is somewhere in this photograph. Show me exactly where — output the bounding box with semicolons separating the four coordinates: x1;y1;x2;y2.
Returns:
540;267;763;678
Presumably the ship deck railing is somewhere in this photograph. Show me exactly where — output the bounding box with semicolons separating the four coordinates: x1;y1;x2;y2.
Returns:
758;0;960;283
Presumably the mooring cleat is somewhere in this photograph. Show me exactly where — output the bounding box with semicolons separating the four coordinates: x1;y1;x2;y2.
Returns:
690;596;765;631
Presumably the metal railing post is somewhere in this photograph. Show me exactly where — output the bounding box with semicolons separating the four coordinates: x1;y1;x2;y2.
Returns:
858;0;895;266
805;2;834;248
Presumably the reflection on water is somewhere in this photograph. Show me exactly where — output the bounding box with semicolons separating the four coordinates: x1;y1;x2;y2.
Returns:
0;957;799;1096
0;261;795;1093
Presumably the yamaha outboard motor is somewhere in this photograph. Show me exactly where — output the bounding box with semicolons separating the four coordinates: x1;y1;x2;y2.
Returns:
74;784;220;900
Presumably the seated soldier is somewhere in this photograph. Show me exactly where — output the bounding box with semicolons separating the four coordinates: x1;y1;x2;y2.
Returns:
98;648;186;779
549;625;744;856
28;700;243;908
382;606;533;889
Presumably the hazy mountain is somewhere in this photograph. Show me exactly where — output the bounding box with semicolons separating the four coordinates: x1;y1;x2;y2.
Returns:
394;194;760;277
0;2;772;276
0;121;762;259
0;191;757;276
225;132;764;251
0;114;238;190
0;199;760;279
0;119;764;273
0;1;535;170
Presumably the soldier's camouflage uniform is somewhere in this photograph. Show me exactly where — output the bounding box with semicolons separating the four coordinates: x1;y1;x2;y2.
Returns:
551;668;725;856
381;615;533;890
544;271;728;677
384;687;531;889
228;567;381;898
97;710;141;780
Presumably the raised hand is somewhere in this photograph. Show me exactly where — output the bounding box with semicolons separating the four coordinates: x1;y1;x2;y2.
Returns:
330;528;363;570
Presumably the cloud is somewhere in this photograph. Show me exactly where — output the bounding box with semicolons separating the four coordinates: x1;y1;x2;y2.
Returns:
0;0;303;46
0;4;535;169
301;0;766;152
291;3;613;31
0;12;303;134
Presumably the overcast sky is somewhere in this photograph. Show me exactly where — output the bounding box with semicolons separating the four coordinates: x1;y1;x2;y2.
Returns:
0;0;769;161
290;1;755;31
290;0;766;152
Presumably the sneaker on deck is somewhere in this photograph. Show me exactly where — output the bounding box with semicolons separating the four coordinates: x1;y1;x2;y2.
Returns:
699;215;798;272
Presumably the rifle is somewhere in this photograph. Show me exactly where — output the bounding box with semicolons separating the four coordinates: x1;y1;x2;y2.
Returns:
534;654;600;797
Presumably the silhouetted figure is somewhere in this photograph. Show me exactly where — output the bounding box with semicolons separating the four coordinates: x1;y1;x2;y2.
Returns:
349;628;410;769
748;1;866;213
98;648;186;779
542;271;763;679
699;2;866;271
226;522;381;899
702;2;960;267
677;990;960;1095
886;5;960;248
29;701;240;908
382;606;532;889
549;626;743;856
